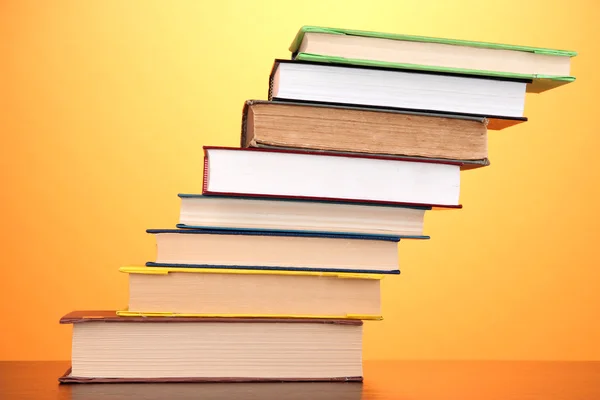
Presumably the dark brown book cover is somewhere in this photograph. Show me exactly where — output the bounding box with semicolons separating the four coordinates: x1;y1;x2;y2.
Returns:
59;311;363;384
241;100;491;171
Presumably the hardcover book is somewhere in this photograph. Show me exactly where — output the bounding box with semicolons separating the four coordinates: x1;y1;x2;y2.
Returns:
290;26;576;93
202;146;462;208
269;59;529;123
177;194;430;238
59;311;363;383
145;229;403;274
241;100;492;165
118;266;383;320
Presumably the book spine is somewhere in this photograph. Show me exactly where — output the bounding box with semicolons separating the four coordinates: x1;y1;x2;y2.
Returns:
202;150;210;193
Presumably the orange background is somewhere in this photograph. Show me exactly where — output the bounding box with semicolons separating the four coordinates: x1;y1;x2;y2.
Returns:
1;0;598;361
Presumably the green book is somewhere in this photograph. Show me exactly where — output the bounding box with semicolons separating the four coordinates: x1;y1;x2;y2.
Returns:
290;26;576;93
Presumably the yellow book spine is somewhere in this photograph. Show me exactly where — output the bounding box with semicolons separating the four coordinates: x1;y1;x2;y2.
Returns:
116;310;383;320
119;266;385;280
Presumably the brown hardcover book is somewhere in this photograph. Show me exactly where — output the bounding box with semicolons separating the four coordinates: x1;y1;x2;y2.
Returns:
241;100;490;170
59;311;363;383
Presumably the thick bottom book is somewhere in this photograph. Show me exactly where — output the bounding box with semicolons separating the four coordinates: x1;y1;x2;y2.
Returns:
59;311;364;383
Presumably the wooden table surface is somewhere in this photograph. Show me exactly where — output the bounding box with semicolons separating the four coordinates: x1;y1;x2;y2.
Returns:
1;360;599;399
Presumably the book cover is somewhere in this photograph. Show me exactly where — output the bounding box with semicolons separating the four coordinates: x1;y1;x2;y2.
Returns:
289;26;576;93
145;228;402;275
241;99;494;165
119;265;384;320
202;146;464;209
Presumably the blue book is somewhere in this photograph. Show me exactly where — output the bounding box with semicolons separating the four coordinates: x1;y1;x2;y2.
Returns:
146;228;402;275
177;194;430;240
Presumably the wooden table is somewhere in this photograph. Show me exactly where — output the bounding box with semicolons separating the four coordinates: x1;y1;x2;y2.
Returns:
1;360;599;399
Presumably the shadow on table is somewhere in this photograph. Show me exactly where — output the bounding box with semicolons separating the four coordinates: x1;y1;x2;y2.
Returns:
68;381;363;400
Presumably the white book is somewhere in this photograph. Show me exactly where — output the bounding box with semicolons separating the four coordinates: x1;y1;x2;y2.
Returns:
203;147;461;208
269;60;527;118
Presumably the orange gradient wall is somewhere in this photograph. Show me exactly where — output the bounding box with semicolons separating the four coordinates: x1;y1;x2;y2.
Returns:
1;0;599;361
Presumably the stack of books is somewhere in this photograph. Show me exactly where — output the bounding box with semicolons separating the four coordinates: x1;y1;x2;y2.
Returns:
59;26;576;383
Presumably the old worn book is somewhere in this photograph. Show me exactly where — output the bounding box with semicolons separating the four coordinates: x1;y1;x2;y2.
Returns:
242;100;489;165
145;229;402;274
290;26;576;93
177;194;429;238
118;266;383;320
59;311;363;383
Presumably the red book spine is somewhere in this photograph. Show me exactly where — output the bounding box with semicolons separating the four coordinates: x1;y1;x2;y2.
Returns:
202;147;210;193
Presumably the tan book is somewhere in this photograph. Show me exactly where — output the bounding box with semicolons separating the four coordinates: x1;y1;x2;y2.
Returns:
242;100;489;169
177;195;428;238
118;266;382;320
59;311;363;383
145;229;402;274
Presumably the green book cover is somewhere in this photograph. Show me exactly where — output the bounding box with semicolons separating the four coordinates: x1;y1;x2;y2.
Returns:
290;26;577;93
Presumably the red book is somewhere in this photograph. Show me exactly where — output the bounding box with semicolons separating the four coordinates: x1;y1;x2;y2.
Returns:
202;146;462;209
